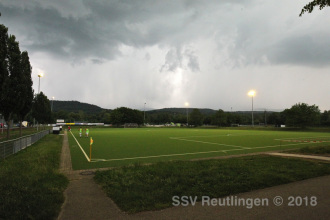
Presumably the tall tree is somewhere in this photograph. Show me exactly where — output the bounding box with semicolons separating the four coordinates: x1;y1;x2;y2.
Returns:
189;109;203;126
0;16;35;138
31;92;52;124
0;24;9;128
110;107;143;126
284;103;321;128
211;109;227;127
1;35;22;138
0;24;8;96
17;51;34;135
300;0;330;16
320;110;330;126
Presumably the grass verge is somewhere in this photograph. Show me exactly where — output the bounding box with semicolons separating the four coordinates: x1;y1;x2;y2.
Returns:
284;145;330;156
94;155;330;213
0;134;68;219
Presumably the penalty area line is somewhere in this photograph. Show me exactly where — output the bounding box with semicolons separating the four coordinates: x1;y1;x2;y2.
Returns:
169;137;250;149
275;136;330;141
90;150;229;162
90;141;321;163
70;130;90;162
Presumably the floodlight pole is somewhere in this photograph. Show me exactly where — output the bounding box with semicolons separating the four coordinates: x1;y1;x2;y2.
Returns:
38;76;41;93
186;108;188;126
51;97;54;112
251;95;254;126
38;73;43;94
185;102;189;126
248;90;255;127
144;103;146;125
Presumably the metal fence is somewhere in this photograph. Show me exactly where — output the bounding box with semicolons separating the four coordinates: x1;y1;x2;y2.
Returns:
0;130;51;159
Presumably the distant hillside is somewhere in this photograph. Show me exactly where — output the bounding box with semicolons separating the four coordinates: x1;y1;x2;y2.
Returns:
148;108;276;115
53;100;106;114
148;108;217;115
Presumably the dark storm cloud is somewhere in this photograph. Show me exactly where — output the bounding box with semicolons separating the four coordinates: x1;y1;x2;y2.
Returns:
228;29;330;68
1;0;330;111
161;48;183;72
0;0;246;64
267;35;330;67
1;0;329;70
216;2;330;68
1;4;121;61
1;0;199;62
160;47;200;72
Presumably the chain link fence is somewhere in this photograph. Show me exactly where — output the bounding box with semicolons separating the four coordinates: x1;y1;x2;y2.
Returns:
0;130;51;159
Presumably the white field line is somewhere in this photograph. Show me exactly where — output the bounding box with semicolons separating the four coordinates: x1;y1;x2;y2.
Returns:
169;137;250;149
89;132;325;163
70;130;90;162
90;150;228;162
169;133;272;139
90;141;319;163
250;142;318;150
275;136;330;141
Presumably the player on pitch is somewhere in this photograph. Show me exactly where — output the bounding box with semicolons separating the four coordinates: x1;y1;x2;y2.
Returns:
79;127;82;137
85;128;89;138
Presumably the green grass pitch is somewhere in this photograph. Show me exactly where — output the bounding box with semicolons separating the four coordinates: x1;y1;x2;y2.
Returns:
67;128;330;170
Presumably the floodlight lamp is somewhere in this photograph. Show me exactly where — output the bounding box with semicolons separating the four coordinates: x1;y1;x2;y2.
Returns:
38;73;44;78
248;90;256;97
184;102;189;107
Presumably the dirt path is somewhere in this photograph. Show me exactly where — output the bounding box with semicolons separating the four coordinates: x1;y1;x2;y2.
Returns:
58;131;127;219
57;131;330;220
266;152;330;161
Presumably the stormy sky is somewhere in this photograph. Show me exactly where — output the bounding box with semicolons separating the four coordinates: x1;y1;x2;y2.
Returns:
1;0;329;111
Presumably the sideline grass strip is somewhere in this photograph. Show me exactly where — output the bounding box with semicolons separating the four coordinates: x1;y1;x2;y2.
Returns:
285;145;330;155
94;155;330;213
0;134;68;219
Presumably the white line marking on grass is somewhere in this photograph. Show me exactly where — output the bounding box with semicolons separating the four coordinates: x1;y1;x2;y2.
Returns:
169;134;268;139
89;139;322;163
91;142;317;162
223;141;320;152
169;133;276;140
170;137;250;149
70;130;90;162
169;135;229;139
90;150;228;162
275;136;330;141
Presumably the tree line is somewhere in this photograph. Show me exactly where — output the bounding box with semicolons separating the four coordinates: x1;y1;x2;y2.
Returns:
0;19;34;138
0;16;52;138
48;103;330;129
145;103;329;128
186;103;329;128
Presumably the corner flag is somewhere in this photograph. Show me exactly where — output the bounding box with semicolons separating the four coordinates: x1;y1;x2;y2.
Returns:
89;137;93;162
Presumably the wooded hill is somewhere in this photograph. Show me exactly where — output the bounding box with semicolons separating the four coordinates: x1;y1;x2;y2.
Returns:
50;100;329;127
52;100;270;115
52;100;105;114
147;108;217;115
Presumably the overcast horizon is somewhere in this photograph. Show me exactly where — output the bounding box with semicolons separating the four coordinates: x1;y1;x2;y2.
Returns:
1;1;329;112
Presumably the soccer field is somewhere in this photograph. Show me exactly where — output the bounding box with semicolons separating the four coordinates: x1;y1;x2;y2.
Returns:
67;128;330;170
